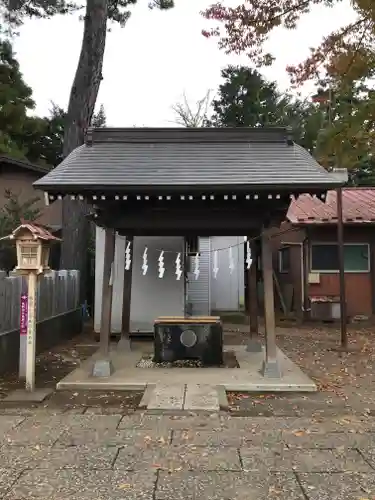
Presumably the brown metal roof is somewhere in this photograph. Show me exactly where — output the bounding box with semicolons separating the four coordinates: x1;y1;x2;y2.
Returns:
287;188;375;224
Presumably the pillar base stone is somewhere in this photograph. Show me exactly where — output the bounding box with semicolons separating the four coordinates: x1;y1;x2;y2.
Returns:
261;358;282;378
117;336;131;351
246;338;263;353
92;359;114;377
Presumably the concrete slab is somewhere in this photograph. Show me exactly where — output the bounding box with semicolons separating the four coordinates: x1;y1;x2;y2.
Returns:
147;385;185;410
156;471;304;500
3;388;53;403
297;473;375;500
138;384;157;409
56;345;316;393
5;469;157;500
114;445;242;471
184;385;219;411
216;385;229;411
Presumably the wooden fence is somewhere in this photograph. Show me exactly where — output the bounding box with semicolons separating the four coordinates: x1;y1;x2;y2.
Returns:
0;270;80;335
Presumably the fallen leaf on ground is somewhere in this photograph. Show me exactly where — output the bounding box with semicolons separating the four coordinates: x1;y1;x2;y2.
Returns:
292;430;306;437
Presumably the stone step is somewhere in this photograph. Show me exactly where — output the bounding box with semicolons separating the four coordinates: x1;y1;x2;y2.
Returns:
184;384;220;411
142;384;221;411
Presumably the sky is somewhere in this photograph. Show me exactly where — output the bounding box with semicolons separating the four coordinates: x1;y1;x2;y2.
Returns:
13;0;356;127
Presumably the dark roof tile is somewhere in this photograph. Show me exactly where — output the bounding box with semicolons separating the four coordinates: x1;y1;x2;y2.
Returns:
34;127;339;191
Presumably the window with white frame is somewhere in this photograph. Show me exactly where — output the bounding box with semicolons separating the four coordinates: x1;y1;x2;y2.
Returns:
278;246;291;273
310;243;370;273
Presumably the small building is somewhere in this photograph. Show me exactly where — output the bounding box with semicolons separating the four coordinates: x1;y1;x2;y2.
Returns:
0;156;61;229
34;126;341;378
0;156;62;270
274;188;375;321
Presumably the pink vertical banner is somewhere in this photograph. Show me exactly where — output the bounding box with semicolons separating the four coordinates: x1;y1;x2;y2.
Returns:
20;293;28;336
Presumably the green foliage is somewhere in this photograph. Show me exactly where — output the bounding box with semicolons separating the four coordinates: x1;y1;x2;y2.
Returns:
0;37;108;169
0;40;35;159
313;81;375;184
207;66;325;153
0;190;41;270
1;0;174;32
91;103;107;127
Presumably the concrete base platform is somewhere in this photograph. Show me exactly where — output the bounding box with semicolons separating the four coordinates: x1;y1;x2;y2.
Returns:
3;388;53;403
56;345;317;393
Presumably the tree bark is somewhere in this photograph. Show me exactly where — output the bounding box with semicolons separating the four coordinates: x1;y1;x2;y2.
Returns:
60;0;108;303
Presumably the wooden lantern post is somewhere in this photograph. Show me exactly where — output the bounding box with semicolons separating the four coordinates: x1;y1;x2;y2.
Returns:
1;222;60;392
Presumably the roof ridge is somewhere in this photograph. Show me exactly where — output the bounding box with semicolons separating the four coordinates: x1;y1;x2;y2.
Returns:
85;127;290;145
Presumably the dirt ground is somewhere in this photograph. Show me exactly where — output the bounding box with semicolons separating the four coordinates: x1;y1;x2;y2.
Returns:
227;324;375;417
1;323;375;416
0;332;143;412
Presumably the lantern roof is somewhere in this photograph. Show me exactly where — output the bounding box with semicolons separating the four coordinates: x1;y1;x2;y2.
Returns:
0;221;61;242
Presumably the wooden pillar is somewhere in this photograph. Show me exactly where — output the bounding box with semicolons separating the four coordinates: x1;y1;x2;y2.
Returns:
118;236;133;350
246;240;262;352
92;227;115;377
26;271;37;391
261;230;281;377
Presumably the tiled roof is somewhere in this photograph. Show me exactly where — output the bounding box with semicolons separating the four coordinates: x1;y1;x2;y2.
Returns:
0;155;49;174
12;222;61;241
34;127;339;192
287;188;375;224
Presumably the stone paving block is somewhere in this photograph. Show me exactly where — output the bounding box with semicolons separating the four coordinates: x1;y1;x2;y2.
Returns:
118;414;223;431
282;431;368;449
184;385;219;411
2;414;124;446
219;416;375;433
4;469;156;499
3;422;64;446
240;447;373;473
114;445;241;471
0;416;24;435
84;407;128;415
56;428;171;447
297;472;375;500
18;414;122;430
357;447;375;470
147;384;185;410
0;445;118;470
0;446;49;469
60;413;123;428
63;407;87;415
217;416;318;432
0;409;63;417
0;469;23;498
155;471;304;499
173;429;282;447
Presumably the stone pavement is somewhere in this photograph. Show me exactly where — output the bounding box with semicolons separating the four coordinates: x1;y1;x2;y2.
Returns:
143;384;221;410
1;411;375;499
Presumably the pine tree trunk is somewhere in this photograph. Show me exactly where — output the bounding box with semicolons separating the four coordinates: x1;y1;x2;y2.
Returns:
60;0;108;303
